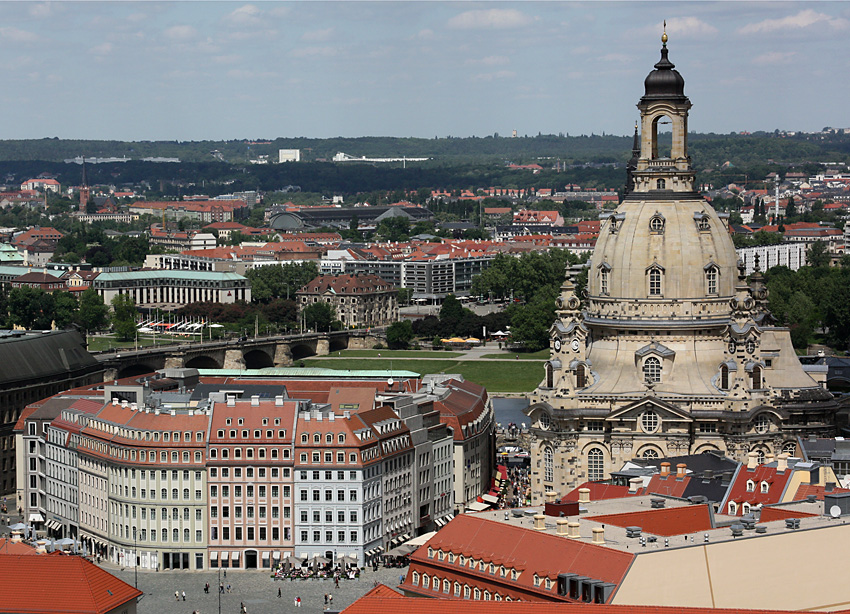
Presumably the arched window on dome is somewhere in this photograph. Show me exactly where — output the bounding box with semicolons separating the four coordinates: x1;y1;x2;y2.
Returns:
544;447;554;483
642;448;659;460
600;269;609;295
656;179;666;190
720;364;729;390
649;215;665;233
576;364;587;388
698;217;711;232
587;448;604;482
706;265;718;295
643;357;662;383
647;266;663;296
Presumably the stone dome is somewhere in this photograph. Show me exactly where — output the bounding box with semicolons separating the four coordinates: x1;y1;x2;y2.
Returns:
642;46;686;102
589;197;737;303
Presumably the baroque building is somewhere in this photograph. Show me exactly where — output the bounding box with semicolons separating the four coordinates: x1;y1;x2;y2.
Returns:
525;33;838;503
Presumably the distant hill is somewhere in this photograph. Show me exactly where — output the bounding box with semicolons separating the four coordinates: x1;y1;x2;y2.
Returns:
0;132;847;167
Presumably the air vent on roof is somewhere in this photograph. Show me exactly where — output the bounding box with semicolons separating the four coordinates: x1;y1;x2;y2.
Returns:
785;518;801;530
625;526;642;538
730;524;743;537
650;498;665;509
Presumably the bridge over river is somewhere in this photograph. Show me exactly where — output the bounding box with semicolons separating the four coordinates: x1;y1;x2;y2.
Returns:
93;329;383;380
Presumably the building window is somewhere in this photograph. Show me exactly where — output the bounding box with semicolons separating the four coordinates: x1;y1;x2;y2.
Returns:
544;447;554;483
587;448;604;482
648;267;662;296
600;269;609;295
761;481;769;494
649;216;664;233
728;501;737;515
640;410;659;433
754;414;770;434
642;448;659;459
656;179;666;189
698;217;710;231
706;266;718;295
720;364;729;390
576;364;587;388
746;480;755;493
750;366;763;390
643;358;662;384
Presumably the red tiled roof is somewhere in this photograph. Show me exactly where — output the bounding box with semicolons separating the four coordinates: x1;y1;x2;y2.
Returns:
0;554;142;613
591;504;714;537
758;507;817;523
723;463;796;515
793;484;850;501
561;482;634;502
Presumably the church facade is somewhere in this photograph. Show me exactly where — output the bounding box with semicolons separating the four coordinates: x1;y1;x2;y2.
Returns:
525;33;838;503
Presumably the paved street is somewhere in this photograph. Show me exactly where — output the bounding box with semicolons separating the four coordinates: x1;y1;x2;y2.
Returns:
108;564;406;614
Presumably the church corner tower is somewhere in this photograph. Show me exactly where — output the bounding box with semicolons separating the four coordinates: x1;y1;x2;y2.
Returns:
526;30;838;503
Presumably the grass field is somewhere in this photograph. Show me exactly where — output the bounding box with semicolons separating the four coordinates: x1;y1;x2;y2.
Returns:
302;358;544;392
331;349;464;358
480;348;550;360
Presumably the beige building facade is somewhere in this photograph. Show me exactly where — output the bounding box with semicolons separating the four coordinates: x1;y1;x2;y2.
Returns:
526;35;837;503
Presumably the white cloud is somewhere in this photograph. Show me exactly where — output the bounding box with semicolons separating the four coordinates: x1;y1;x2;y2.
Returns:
662;17;718;38
164;25;197;42
27;3;53;19
416;29;434;40
289;46;338;59
448;9;532;31
89;42;113;56
227;68;277;80
213;54;243;66
600;53;631;64
752;51;796;65
466;55;509;67
473;70;516;82
226;4;264;27
0;27;38;44
302;28;334;43
738;9;848;35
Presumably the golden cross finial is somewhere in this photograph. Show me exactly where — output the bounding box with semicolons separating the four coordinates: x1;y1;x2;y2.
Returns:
662;20;668;45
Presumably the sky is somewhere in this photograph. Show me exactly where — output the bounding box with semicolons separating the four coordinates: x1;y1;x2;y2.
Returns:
0;1;848;141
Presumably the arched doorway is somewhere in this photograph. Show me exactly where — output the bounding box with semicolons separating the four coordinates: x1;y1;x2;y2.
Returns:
244;550;258;569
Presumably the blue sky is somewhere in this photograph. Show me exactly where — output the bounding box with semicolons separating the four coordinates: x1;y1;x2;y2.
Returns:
0;1;847;141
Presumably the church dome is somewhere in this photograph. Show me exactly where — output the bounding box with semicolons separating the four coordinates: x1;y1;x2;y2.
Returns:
642;44;686;102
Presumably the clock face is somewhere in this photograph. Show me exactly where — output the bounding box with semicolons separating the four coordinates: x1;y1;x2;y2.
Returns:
553;338;561;352
728;341;736;354
746;340;756;354
571;339;580;352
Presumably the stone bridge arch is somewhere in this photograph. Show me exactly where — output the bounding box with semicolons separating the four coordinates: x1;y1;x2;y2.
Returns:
117;363;162;379
185;355;223;370
244;348;275;369
290;341;318;360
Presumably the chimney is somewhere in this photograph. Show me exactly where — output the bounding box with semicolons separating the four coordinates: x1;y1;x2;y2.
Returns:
275;395;284;406
189;410;194;416
568;521;581;539
533;514;546;531
766;453;775;465
592;527;605;545
676;463;687;478
328;413;335;422
251;395;260;407
111;398;119;406
629;477;643;494
130;402;138;412
578;488;591;504
120;400;128;408
660;462;671;476
227;397;235;407
777;453;789;472
545;491;558;504
747;451;759;470
556;518;569;536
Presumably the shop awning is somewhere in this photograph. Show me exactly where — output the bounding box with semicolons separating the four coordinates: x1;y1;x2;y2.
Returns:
482;493;499;504
466;501;490;512
273;551;281;560
221;551;229;561
210;551;219;561
231;551;239;560
28;513;44;523
262;552;270;561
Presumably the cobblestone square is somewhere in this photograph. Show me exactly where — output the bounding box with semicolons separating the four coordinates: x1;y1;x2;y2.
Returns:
109;564;407;614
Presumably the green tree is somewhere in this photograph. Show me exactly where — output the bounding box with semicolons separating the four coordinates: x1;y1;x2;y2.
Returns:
52;291;79;329
397;288;412;306
7;287;43;329
77;288;110;332
808;241;831;269
245;262;318;303
302;301;337;332
386;320;413;349
508;294;556;351
111;294;138;341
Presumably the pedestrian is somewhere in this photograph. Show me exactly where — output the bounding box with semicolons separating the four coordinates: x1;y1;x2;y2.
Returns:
175;590;179;601
334;576;339;589
240;602;246;614
182;590;186;601
278;587;281;598
224;569;227;579
294;597;298;607
324;594;328;606
220;583;224;594
296;596;302;607
329;594;333;606
227;584;232;593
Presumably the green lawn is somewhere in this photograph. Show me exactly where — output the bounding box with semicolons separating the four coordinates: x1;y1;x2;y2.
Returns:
85;334;198;352
301;358;544;393
333;349;463;358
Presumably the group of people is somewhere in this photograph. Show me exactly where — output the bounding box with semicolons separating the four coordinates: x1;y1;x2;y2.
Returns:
502;466;532;509
273;563;359;582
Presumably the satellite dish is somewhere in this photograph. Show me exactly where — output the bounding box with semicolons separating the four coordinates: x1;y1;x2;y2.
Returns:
387;378;394;387
830;505;842;519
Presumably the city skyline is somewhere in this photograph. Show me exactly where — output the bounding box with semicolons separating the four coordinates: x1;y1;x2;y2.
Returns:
0;1;847;141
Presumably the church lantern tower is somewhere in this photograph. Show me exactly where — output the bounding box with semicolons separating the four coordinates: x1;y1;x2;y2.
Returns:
526;29;837;503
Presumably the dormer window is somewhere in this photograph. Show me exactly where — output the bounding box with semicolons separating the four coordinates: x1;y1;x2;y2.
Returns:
746;479;755;493
698;217;710;231
609;218;618;234
646;263;664;296
761;481;770;493
643;357;662;384
705;265;719;295
649;214;665;234
728;501;737;515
